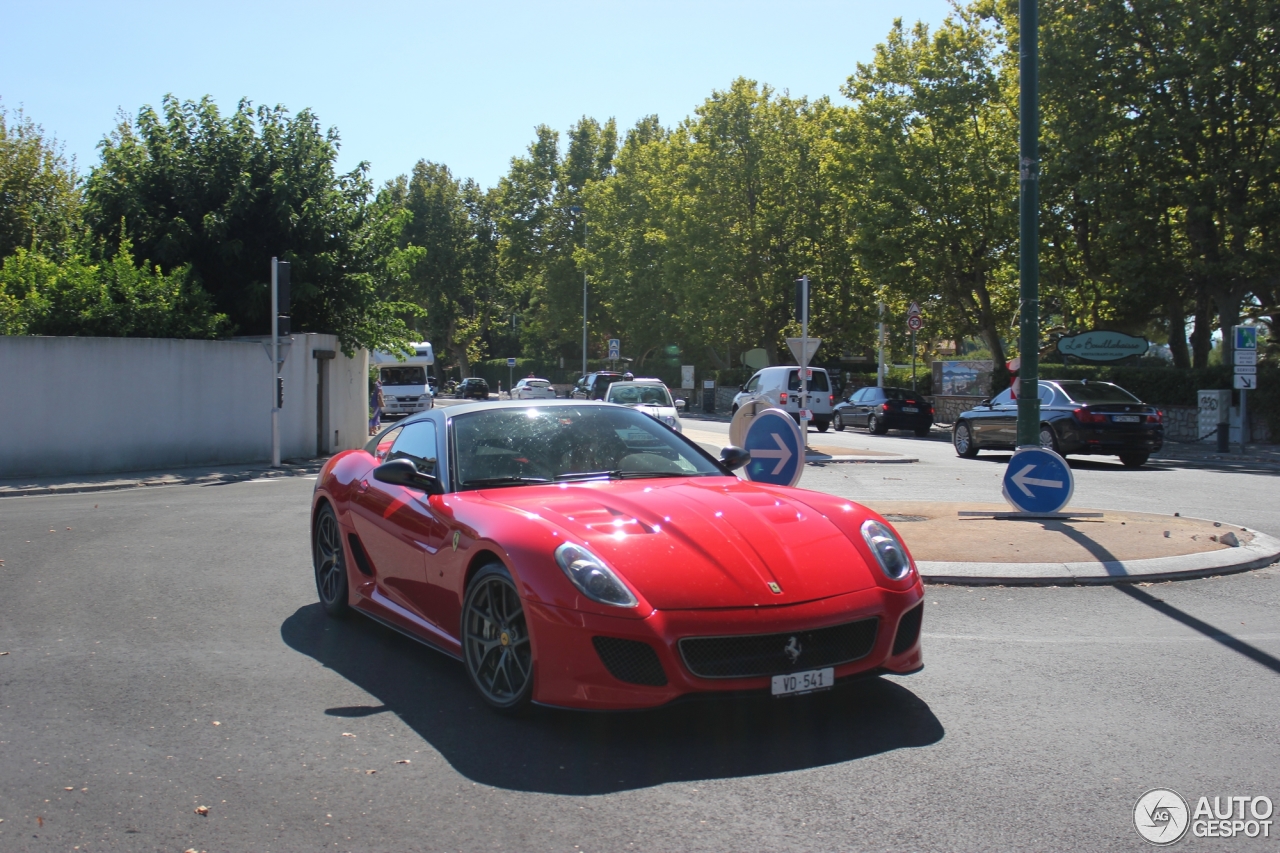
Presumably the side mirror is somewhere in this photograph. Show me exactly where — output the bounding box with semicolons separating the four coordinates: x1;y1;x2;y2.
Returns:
720;446;751;472
739;385;746;392
675;399;686;410
373;458;443;495
979;398;992;408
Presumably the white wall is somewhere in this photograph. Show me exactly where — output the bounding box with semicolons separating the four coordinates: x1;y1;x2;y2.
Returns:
0;334;368;478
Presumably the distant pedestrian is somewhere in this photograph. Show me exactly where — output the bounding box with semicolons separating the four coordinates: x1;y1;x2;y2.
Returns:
369;380;384;435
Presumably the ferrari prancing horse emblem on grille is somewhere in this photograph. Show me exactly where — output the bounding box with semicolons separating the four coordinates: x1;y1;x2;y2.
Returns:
784;636;802;663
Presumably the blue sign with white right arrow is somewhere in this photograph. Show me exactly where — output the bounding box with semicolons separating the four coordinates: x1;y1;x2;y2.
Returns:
1002;446;1074;514
742;407;805;487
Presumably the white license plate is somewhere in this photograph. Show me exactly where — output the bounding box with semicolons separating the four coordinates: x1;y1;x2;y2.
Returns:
902;406;918;413
771;667;835;697
1113;415;1140;423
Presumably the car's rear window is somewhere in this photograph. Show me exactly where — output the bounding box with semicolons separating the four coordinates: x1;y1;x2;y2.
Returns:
882;388;922;402
787;369;830;392
1057;381;1140;404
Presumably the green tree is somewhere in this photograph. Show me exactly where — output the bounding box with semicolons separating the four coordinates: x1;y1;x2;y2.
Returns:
84;95;415;354
840;15;1020;377
0;102;81;260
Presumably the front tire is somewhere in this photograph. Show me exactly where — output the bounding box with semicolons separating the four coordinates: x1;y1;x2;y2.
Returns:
1119;452;1149;468
313;503;350;617
462;563;534;713
954;422;978;458
815;419;830;433
914;426;931;437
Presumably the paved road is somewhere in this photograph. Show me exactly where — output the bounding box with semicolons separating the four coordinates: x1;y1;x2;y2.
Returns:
1;456;1278;850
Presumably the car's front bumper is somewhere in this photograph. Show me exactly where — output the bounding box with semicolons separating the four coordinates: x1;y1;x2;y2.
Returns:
525;584;925;710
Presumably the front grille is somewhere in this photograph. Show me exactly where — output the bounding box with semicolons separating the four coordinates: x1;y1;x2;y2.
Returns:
679;617;879;679
892;604;923;656
592;637;668;686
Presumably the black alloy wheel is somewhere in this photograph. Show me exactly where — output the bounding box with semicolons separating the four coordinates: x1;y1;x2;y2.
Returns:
868;414;888;435
1039;425;1061;455
834;412;845;431
1119;452;1150;468
462;563;534;712
953;422;978;458
313;504;350;617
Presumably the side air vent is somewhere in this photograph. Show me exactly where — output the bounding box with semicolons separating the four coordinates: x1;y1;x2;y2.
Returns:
347;533;375;576
592;637;668;686
892;604;923;656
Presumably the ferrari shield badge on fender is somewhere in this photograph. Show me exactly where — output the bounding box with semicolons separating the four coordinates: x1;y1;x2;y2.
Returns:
451;530;460;552
768;582;782;594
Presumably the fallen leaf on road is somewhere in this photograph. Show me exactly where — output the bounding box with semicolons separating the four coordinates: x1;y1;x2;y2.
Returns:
365;769;377;774
0;651;9;655
395;759;410;764
64;786;73;790
212;721;220;726
37;816;43;827
66;527;72;531
194;806;209;815
342;732;355;737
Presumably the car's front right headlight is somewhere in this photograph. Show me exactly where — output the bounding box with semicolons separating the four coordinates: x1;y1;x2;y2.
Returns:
860;519;913;580
555;543;638;607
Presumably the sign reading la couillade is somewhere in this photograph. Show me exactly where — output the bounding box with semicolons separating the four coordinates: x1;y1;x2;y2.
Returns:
1056;330;1149;362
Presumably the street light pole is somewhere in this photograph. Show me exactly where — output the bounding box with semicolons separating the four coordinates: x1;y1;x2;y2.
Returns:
1015;0;1042;446
570;205;588;379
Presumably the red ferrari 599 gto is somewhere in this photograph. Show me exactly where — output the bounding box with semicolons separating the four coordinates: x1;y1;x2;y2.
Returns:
311;400;924;711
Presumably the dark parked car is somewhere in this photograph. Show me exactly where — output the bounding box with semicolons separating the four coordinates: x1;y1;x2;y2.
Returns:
952;379;1163;468
834;386;934;436
456;377;490;400
570;371;624;400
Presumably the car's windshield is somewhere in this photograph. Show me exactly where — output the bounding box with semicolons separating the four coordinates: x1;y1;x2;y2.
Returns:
786;370;830;392
381;366;425;385
451;405;720;488
607;385;673;406
1058;381;1141;404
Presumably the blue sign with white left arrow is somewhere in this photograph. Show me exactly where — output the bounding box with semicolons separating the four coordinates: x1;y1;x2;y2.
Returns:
1002;446;1074;514
742;407;805;487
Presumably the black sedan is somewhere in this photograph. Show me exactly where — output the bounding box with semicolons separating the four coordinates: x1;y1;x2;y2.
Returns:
456;378;490;400
834;386;934;436
952;379;1163;467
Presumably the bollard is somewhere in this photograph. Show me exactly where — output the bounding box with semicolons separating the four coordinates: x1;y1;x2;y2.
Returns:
1217;421;1229;453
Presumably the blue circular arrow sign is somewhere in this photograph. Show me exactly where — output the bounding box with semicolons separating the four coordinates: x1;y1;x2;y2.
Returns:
742;407;804;487
1002;447;1074;514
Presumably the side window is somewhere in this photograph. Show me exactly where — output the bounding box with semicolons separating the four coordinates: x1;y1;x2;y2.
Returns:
745;374;762;393
990;388;1014;406
1038;384;1055;405
851;389;868;403
365;426;404;460
388;421;438;474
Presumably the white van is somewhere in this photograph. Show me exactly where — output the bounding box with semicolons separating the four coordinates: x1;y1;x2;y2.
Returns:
371;342;435;419
731;366;836;432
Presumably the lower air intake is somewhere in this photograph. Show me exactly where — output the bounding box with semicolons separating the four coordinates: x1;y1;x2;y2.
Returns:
892;604;923;656
592;637;668;686
679;617;879;679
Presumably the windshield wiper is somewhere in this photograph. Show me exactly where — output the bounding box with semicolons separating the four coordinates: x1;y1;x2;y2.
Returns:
461;476;552;488
553;470;696;481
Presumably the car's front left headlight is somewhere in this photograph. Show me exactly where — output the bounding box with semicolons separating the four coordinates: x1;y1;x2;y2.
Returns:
860;519;913;580
554;543;638;607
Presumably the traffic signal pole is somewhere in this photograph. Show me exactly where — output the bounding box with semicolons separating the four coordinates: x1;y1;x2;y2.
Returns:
1016;0;1041;447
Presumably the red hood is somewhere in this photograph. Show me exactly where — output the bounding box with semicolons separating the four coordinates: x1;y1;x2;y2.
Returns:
482;478;878;609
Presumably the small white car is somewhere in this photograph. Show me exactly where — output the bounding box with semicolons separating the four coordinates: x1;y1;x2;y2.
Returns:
604;380;685;433
731;365;836;432
511;377;557;400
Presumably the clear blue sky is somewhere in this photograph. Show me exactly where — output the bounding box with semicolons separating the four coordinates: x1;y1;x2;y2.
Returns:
6;0;952;191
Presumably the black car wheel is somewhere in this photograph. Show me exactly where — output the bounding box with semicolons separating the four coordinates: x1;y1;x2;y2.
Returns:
462;563;534;713
1039;425;1061;455
1119;452;1150;468
868;414;888;435
914;425;931;437
834;412;845;431
815;419;830;433
313;503;349;617
954;422;978;458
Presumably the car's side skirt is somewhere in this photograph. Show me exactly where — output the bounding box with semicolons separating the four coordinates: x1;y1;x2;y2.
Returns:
356;588;463;661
